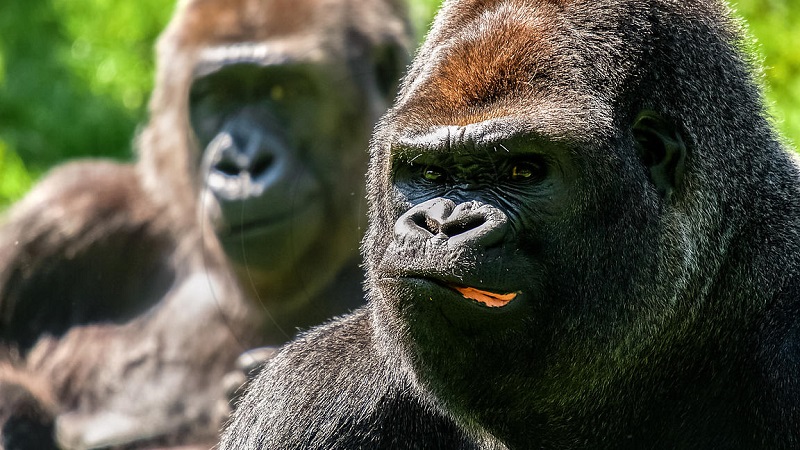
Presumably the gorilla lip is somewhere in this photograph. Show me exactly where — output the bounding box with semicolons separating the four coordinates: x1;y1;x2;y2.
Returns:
447;284;517;308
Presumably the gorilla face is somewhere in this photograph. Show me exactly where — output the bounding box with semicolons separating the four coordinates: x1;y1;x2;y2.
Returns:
190;59;353;270
372;122;586;400
182;11;411;305
378;123;575;325
375;117;685;323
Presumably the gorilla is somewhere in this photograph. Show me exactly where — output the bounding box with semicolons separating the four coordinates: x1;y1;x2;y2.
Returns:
0;0;411;448
220;0;800;448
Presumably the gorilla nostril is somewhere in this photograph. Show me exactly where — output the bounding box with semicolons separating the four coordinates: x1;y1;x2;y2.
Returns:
441;216;485;237
215;159;240;176
250;154;274;177
425;217;441;235
409;212;441;235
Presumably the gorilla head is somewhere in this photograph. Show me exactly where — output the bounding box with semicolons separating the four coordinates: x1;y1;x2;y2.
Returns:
139;0;412;329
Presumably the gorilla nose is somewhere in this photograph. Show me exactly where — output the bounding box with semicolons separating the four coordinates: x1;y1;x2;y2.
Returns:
210;130;277;178
395;198;509;248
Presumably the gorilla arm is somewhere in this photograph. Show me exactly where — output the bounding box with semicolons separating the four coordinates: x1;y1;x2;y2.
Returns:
0;160;256;448
30;272;249;449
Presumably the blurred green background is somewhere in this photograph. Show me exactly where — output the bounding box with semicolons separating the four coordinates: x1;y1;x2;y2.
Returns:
0;0;798;209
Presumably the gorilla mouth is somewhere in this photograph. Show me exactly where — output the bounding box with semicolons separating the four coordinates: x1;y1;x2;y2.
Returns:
389;277;519;309
224;217;291;236
221;195;323;238
446;283;517;308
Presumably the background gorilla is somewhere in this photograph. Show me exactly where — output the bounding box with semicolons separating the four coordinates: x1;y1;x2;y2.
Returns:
186;0;412;341
0;0;411;448
221;0;800;448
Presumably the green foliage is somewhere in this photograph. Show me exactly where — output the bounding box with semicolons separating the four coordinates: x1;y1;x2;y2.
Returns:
53;0;175;112
0;0;174;208
0;0;798;209
734;0;800;148
0;140;32;208
409;0;442;42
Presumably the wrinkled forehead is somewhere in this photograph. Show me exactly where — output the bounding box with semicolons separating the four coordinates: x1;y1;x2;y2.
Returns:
393;0;614;138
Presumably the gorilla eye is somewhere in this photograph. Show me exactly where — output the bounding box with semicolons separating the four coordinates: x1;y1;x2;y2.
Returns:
510;158;547;181
267;78;315;103
270;85;285;101
423;165;446;182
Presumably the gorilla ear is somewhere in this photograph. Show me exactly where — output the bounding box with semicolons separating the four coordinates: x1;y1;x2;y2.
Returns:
632;112;687;198
371;43;406;101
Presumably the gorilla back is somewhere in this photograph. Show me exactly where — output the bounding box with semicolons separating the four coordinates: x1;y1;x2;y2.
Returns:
222;0;800;448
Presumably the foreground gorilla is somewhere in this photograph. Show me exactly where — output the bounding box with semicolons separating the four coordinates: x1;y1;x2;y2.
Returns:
0;0;410;447
221;0;800;448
